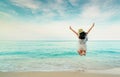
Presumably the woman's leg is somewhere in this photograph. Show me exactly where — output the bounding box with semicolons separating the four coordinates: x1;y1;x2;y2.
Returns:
83;50;86;56
77;50;83;56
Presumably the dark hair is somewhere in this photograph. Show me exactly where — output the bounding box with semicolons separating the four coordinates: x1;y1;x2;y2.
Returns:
79;32;86;39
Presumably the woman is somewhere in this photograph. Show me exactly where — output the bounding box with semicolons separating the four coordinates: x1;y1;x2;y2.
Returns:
69;23;95;56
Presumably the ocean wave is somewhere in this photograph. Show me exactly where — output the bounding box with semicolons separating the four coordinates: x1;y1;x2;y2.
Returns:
0;51;78;58
0;49;119;58
89;50;120;54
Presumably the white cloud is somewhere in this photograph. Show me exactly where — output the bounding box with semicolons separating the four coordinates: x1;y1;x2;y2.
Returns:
10;0;40;10
48;0;66;17
81;6;100;18
10;0;67;18
90;25;120;40
69;0;78;6
80;6;115;21
0;11;19;23
0;12;12;17
80;0;116;21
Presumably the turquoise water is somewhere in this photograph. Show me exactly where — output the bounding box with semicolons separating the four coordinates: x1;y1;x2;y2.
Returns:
0;40;120;72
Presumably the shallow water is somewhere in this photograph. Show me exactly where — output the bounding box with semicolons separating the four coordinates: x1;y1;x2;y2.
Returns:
0;40;120;72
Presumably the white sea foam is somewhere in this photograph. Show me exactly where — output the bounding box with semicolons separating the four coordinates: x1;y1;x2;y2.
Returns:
87;68;120;75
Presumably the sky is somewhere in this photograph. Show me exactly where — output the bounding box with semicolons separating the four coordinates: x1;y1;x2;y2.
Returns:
0;0;120;40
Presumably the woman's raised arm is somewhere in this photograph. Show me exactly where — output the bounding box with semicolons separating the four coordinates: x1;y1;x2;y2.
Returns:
87;23;95;34
69;26;78;37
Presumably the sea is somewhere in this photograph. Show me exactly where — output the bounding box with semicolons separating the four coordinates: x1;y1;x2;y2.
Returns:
0;40;120;72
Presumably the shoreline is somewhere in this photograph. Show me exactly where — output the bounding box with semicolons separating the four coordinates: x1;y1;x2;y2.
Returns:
0;71;119;77
0;67;120;74
0;68;120;77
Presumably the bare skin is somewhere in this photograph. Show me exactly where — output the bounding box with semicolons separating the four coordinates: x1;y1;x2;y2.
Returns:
77;50;86;56
69;23;95;56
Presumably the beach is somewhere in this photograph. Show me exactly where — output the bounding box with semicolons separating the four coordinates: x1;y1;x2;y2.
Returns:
0;72;120;77
1;0;120;76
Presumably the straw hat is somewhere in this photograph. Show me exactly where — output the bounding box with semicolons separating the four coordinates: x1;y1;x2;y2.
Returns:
78;29;83;33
